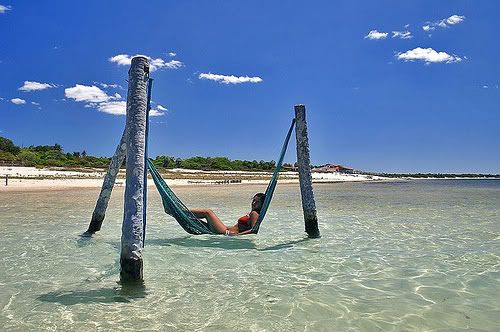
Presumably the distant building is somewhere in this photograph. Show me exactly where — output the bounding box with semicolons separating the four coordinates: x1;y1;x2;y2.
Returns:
282;163;298;171
312;164;354;174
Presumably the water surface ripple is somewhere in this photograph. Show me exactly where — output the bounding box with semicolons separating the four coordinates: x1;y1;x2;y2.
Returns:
0;180;499;331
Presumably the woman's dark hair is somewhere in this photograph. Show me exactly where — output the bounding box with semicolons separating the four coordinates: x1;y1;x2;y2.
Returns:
252;193;266;213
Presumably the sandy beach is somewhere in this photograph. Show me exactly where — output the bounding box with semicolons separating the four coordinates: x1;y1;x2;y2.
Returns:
0;166;391;191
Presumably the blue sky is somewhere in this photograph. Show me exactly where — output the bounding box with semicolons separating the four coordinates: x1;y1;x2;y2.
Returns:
1;1;499;173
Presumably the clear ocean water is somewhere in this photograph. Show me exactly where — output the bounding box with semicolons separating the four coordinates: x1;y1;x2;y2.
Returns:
1;180;499;331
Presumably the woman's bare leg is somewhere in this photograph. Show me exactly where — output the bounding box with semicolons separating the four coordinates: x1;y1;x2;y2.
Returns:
190;209;228;234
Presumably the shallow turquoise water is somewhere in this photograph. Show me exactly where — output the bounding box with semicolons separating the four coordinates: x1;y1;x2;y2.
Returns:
0;180;499;331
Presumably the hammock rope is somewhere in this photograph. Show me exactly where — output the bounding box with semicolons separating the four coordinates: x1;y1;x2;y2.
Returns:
147;118;296;235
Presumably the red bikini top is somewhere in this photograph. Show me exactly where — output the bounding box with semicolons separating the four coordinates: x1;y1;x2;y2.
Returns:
238;214;252;232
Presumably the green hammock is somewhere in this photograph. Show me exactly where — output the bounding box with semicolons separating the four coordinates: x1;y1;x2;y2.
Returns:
147;118;296;235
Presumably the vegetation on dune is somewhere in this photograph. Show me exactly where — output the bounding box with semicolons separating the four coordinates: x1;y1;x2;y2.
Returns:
0;136;111;168
151;155;277;171
0;136;280;171
2;136;498;177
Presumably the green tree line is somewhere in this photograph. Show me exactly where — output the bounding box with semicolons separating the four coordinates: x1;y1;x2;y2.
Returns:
0;136;111;168
151;155;276;171
0;136;278;171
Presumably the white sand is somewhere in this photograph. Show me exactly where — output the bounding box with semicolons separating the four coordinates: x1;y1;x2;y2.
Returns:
0;166;392;191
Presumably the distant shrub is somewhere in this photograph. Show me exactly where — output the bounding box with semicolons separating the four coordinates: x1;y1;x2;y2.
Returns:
0;137;20;154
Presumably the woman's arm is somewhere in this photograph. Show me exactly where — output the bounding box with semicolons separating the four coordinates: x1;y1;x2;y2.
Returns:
230;211;259;236
248;211;259;228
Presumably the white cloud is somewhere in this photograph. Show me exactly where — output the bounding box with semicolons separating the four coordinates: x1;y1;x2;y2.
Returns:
437;20;447;28
96;100;164;116
422;14;465;32
156;104;167;111
19;81;56;91
199;73;263;84
108;54;131;66
0;4;11;13
168;52;176;57
482;85;488;89
392;31;413;39
65;84;115;103
109;54;184;71
396;47;462;64
66;83;163;116
96;101;126;115
149;107;165;116
151;58;183;70
364;30;388;40
446;15;465;25
11;98;26;105
31;101;40;105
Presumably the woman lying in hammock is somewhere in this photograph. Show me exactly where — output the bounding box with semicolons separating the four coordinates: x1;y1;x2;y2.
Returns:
190;193;265;236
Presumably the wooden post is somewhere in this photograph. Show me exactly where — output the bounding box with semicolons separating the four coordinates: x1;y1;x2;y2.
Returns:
120;56;149;283
84;127;127;235
5;175;8;186
294;104;320;238
142;78;153;246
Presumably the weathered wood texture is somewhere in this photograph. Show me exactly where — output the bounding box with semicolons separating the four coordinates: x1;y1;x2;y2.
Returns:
86;127;127;234
294;105;320;238
120;56;149;283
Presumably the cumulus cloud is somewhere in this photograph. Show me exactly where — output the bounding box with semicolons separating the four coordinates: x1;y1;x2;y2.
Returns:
446;15;465;25
150;58;183;70
0;4;11;13
96;101;164;116
149;107;165;116
109;54;184;71
422;14;465;32
422;25;434;32
199;73;263;84
19;81;56;91
31;101;40;105
108;54;131;66
396;47;462;64
168;52;176;57
96;101;127;115
11;98;26;105
65;83;164;116
392;31;413;39
156;104;167;111
65;84;114;103
364;30;388;40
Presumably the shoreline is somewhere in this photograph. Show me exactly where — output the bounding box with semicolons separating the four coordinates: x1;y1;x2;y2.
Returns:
0;166;397;192
2;166;497;192
0;177;401;193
